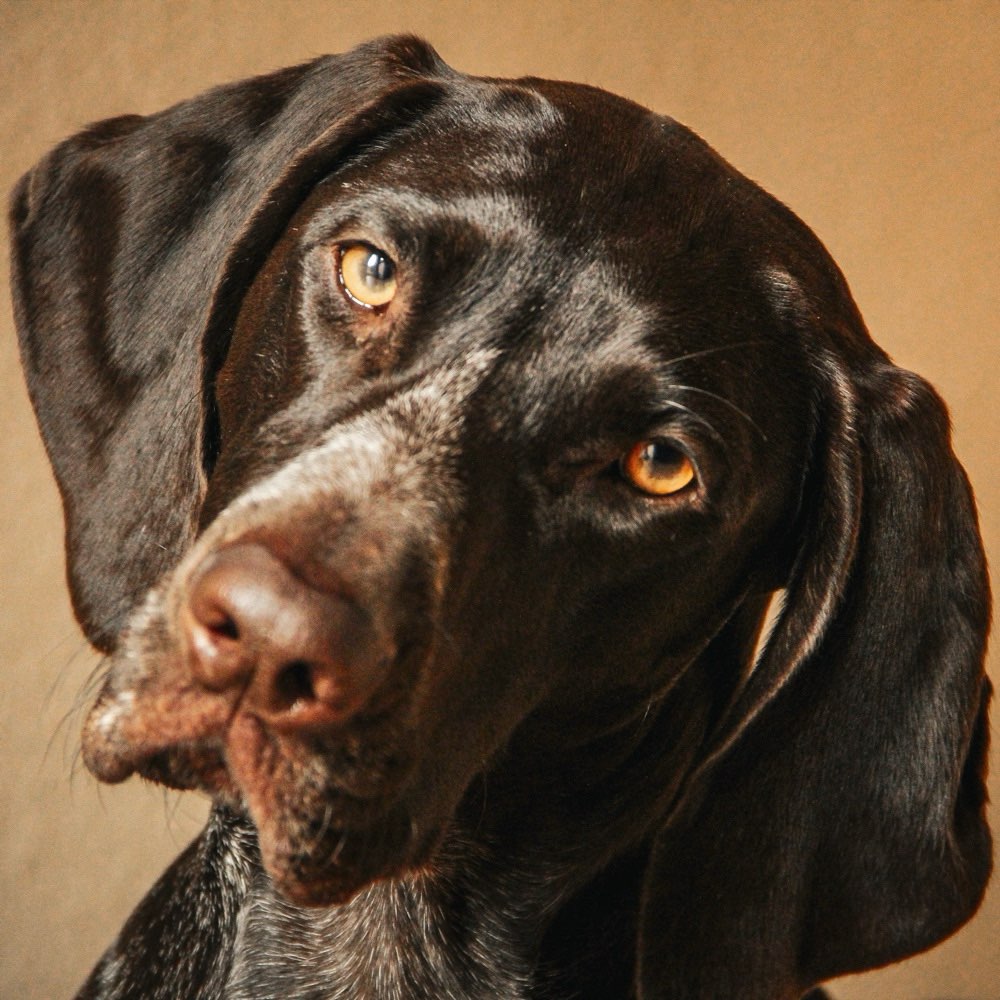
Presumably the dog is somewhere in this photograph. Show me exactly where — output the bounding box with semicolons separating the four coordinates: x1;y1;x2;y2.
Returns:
11;35;991;1000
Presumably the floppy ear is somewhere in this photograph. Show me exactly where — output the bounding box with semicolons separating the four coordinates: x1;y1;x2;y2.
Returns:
637;331;991;998
10;35;448;651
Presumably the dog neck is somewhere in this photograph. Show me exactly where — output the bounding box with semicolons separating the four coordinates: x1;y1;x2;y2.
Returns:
222;828;548;1000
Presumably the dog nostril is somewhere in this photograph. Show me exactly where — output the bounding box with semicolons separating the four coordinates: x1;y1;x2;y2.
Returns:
183;543;392;724
274;660;317;710
203;608;240;642
185;600;248;693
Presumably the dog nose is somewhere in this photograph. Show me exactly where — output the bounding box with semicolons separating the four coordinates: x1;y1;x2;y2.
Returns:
183;543;390;728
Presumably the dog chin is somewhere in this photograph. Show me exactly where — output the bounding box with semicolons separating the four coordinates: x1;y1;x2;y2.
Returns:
251;798;432;908
214;716;433;906
260;828;414;908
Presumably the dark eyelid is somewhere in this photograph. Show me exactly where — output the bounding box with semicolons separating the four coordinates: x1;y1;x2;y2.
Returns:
641;404;726;450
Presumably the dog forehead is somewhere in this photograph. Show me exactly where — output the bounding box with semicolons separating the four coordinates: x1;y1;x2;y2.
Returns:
345;75;733;239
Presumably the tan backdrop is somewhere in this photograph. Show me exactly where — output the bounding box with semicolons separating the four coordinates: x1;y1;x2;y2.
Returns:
2;2;997;997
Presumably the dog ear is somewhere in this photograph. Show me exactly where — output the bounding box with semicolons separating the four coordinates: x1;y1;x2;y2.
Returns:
637;317;991;998
10;36;447;651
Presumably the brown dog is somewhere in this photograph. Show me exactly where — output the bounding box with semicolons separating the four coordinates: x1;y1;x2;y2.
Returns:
11;35;990;1000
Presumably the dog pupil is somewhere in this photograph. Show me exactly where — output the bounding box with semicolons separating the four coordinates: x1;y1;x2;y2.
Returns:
362;250;392;288
646;441;679;473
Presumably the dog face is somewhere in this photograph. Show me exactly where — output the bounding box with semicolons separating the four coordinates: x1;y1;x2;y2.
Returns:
73;83;810;904
11;36;990;993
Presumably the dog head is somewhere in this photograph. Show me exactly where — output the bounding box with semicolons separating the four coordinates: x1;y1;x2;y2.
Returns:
11;36;990;996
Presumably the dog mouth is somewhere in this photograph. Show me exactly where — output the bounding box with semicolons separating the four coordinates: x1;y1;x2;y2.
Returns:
81;681;425;904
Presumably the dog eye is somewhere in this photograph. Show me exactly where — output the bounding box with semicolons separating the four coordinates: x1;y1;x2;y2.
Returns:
620;439;696;496
336;243;397;310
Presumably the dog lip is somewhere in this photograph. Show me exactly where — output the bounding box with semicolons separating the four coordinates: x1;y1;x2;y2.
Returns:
82;668;405;766
81;707;234;793
80;691;145;783
80;679;237;782
80;737;141;784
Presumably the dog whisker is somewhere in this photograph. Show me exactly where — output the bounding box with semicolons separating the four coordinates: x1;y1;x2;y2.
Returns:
661;339;765;369
670;384;768;441
329;831;348;866
309;803;336;855
657;399;725;445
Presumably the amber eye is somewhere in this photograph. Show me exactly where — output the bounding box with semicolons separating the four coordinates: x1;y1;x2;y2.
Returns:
621;439;696;496
337;243;397;309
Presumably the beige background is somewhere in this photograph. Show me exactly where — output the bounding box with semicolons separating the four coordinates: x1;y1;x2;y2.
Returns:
1;2;997;997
